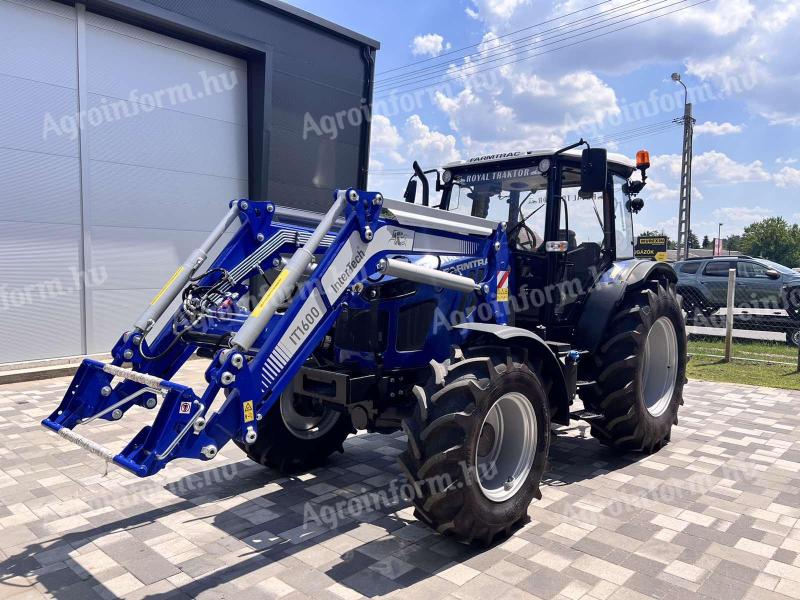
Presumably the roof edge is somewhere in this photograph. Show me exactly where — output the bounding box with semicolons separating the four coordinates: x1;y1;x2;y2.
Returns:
249;0;380;48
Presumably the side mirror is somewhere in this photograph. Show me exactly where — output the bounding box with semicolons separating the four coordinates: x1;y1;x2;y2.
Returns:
412;161;430;206
580;148;607;198
766;269;780;280
626;197;644;214
403;179;418;203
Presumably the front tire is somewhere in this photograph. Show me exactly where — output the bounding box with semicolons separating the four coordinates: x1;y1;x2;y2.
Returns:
582;280;686;452
398;346;550;545
237;387;354;473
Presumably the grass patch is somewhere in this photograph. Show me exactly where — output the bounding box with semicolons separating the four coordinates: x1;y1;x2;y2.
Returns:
687;336;800;389
689;336;797;360
687;355;800;390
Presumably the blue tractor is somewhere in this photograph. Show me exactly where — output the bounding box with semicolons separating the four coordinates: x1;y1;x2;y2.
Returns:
43;142;686;544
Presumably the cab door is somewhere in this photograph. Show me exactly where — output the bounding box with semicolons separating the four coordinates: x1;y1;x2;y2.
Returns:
736;261;781;308
701;260;736;305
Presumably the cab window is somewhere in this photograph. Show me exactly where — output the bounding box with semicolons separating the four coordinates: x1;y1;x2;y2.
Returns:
737;261;771;278
703;261;735;276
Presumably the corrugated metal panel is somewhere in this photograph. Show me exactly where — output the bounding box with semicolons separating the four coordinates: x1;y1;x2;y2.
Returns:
0;0;83;362
83;12;248;352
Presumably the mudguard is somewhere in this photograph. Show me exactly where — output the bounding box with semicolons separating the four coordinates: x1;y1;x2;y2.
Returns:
454;322;571;425
577;259;678;354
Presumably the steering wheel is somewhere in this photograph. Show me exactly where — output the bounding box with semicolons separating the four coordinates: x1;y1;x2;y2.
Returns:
515;223;539;251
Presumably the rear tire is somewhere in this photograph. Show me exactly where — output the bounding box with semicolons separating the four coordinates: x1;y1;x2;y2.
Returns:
582;280;686;452
398;346;550;545
237;387;354;474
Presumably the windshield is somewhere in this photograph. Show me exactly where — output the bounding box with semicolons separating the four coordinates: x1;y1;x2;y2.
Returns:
449;163;548;222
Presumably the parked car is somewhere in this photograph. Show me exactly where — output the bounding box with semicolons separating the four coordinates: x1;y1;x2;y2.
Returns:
674;255;800;319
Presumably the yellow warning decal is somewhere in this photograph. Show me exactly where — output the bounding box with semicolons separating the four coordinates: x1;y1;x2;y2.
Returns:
497;270;510;302
252;269;290;318
151;266;184;305
243;400;255;423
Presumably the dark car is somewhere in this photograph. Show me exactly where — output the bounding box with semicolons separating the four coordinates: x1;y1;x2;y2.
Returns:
675;255;800;318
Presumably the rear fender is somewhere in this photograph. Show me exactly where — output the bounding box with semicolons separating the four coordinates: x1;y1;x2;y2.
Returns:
578;259;678;353
453;322;570;426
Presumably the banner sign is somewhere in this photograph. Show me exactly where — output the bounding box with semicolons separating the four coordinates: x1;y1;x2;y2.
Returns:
635;236;668;261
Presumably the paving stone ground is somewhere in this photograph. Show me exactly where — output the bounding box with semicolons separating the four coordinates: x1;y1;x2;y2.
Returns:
0;362;799;599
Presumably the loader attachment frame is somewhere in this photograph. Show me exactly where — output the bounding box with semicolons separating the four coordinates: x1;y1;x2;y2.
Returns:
43;189;509;476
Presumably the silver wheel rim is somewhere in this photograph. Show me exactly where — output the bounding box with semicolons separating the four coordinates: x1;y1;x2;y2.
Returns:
475;392;538;503
642;316;678;417
280;390;339;440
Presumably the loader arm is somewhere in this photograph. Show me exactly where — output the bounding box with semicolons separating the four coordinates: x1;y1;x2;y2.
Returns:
42;189;509;477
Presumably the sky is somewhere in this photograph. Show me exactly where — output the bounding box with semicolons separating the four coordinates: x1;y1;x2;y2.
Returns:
287;0;800;242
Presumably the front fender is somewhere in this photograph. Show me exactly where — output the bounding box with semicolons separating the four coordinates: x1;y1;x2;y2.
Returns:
577;259;678;354
453;322;571;425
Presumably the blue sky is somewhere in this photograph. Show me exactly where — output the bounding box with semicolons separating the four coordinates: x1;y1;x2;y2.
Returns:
289;0;800;241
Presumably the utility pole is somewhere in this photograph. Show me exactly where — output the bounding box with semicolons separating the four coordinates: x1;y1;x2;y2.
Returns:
672;73;695;262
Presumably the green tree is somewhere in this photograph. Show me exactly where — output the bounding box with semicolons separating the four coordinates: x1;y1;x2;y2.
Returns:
702;235;710;249
688;230;700;249
739;217;800;266
725;234;742;252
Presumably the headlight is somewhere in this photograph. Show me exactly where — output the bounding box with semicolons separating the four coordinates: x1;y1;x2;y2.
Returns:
442;169;452;184
538;159;551;173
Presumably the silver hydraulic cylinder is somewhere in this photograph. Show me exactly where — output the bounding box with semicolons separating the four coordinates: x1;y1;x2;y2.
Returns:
231;191;348;351
377;258;482;294
134;203;241;333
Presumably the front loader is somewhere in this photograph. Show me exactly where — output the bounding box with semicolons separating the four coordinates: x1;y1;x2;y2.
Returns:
43;142;686;544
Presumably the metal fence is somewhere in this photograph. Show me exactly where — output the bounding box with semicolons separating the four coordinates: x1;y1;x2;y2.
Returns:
678;269;800;368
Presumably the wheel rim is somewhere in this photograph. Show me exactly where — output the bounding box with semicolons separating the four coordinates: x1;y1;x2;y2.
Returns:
641;316;679;417
280;390;339;440
475;392;538;503
792;330;800;347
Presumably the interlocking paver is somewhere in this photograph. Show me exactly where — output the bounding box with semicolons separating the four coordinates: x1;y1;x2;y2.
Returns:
0;370;798;599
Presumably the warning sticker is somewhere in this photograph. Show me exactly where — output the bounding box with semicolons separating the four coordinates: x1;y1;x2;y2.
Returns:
252;268;290;318
151;266;184;305
243;400;254;423
497;270;510;302
179;401;192;415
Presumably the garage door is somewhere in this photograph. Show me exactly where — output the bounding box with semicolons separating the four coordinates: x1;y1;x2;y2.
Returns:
0;0;83;363
82;12;248;352
0;0;248;361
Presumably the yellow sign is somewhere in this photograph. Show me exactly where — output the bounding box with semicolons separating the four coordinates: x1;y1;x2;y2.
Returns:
655;251;668;262
252;269;290;318
151;266;184;305
497;288;509;302
243;400;254;423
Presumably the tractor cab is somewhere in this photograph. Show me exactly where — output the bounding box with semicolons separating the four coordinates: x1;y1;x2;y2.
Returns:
404;144;651;333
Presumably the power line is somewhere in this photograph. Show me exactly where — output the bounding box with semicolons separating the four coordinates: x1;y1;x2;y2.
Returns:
376;0;649;86
377;0;619;76
375;0;688;92
374;0;711;98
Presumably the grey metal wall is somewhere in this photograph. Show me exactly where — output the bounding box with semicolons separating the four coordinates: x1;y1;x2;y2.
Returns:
97;0;378;213
80;11;248;352
0;0;83;362
0;0;376;362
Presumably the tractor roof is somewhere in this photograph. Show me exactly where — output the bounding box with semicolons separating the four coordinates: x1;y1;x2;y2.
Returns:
442;148;636;172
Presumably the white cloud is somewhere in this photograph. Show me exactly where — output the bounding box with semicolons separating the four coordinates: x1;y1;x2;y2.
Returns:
694;121;743;136
777;157;798;165
403;114;460;166
652;151;771;185
775;166;800;188
368;114;460;198
472;0;530;20
410;34;450;58
713;206;773;223
369;114;404;166
431;28;620;153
